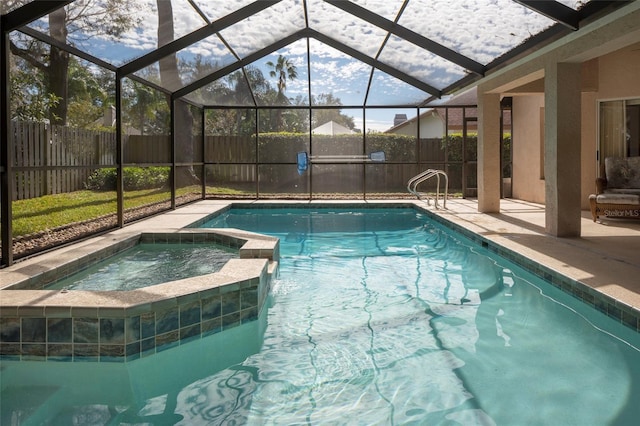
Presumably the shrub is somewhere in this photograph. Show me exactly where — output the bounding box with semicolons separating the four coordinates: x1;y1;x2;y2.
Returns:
442;133;512;178
85;168;117;190
85;167;170;191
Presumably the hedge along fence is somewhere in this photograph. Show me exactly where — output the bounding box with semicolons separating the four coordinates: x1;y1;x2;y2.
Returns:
207;131;510;193
204;132;460;193
85;167;171;191
254;132;419;163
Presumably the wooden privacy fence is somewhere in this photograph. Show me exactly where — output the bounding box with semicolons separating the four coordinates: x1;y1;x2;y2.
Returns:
123;134;452;190
204;135;257;183
125;135;171;163
11;121;116;200
9;123;461;200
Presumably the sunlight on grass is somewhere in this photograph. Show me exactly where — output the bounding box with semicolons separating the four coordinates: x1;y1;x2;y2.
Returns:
9;186;241;237
12;191;117;236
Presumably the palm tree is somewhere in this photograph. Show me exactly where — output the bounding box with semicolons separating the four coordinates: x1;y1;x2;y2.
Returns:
266;55;298;106
265;55;298;130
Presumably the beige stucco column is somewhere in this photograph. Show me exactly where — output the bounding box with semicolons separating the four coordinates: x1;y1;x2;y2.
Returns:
477;90;501;212
544;62;582;237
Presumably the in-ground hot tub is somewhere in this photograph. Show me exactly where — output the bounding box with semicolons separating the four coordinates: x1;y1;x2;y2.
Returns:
0;228;279;362
45;241;238;291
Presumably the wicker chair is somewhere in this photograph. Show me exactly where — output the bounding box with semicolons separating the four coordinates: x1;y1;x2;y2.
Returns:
589;156;640;221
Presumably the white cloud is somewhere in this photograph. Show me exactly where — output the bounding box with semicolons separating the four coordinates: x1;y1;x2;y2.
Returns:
352;0;404;21
307;0;388;57
184;40;231;63
398;0;554;64
218;1;305;58
191;0;255;22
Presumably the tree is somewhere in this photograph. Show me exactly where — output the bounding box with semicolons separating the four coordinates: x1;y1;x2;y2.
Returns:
265;55;298;130
266;55;298;106
9;50;60;122
66;58;112;128
9;0;138;125
49;8;70;125
156;0;197;186
244;66;272;104
122;74;168;135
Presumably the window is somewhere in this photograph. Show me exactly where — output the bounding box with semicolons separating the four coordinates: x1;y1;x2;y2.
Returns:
598;98;640;175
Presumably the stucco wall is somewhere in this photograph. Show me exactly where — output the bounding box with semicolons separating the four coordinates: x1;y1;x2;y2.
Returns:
390;121;418;137
596;42;640;98
419;114;446;138
512;95;546;203
511;42;640;209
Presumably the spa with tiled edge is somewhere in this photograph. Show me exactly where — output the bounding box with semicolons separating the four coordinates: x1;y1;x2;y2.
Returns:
0;229;279;362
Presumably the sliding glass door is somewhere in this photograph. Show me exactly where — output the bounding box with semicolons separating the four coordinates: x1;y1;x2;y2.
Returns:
598;98;640;176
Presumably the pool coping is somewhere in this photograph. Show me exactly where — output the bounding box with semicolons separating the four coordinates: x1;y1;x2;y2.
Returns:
0;228;279;362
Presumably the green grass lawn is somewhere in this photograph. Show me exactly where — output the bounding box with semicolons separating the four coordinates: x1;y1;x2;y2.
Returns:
9;182;267;237
10;187;206;237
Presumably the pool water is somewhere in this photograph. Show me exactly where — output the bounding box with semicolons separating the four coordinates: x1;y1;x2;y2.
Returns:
2;207;639;425
45;243;237;291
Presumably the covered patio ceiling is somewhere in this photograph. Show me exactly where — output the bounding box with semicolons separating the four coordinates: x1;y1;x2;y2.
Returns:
1;0;630;109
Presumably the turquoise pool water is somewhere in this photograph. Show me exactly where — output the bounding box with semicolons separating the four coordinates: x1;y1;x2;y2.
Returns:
45;243;237;291
2;207;639;424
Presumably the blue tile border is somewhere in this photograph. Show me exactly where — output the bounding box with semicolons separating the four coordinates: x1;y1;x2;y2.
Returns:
412;204;640;334
0;270;271;362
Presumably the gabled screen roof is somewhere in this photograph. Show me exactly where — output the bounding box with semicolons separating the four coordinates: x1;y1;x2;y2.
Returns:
1;0;624;108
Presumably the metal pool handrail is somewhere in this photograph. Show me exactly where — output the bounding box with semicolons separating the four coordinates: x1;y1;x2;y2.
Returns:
407;169;448;209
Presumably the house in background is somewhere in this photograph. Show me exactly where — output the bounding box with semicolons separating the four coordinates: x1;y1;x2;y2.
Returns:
311;120;355;135
385;109;444;138
385;88;511;137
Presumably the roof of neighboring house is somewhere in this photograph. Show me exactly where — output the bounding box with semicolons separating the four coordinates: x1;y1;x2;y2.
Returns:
385;110;437;133
385;87;511;133
312;121;355;135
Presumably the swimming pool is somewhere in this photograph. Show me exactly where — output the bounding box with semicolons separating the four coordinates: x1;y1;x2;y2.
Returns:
1;206;639;424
